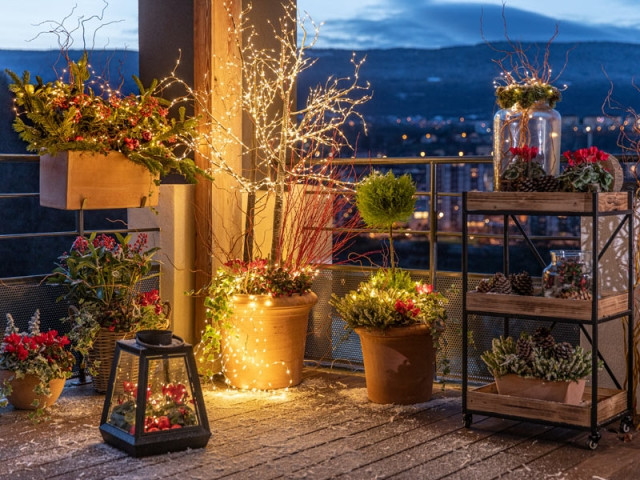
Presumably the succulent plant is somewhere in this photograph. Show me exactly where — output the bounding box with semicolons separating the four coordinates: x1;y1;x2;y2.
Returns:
481;329;600;383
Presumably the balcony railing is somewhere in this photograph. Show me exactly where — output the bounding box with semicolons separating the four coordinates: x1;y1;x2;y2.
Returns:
2;152;632;382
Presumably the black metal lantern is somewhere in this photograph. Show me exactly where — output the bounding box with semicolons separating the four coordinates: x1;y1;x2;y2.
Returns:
99;330;211;457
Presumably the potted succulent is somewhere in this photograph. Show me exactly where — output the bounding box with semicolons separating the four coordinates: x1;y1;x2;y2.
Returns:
194;2;368;390
6;52;208;209
481;327;599;405
331;171;450;404
0;310;75;418
48;232;170;392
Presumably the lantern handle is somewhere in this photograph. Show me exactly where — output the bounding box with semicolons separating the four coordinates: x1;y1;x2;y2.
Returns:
135;330;185;349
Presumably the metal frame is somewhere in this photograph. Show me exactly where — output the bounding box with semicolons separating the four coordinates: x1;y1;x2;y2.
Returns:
461;191;634;450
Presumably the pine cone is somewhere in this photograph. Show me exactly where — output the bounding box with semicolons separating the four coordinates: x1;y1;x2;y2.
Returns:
509;271;533;296
516;337;535;362
490;272;512;294
533;327;555;351
532;174;560;192
476;278;492;293
517;177;536;192
554;341;575;361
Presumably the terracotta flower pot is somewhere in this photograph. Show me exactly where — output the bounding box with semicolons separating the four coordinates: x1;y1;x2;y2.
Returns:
495;373;586;405
221;292;318;390
355;324;435;405
0;370;66;410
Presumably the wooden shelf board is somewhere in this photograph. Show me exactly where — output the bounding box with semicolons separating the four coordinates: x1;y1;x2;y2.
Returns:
466;291;629;321
467;383;627;428
465;192;628;214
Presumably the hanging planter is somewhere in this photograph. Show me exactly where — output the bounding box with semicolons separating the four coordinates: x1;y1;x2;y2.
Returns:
40;151;159;210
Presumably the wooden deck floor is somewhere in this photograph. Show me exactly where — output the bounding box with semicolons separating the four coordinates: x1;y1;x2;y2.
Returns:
1;368;639;480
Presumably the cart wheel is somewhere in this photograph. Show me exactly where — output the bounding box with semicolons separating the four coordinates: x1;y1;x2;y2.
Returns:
587;433;601;450
620;417;633;434
463;413;472;428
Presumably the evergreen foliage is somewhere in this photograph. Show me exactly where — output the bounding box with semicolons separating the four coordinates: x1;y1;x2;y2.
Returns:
481;329;599;383
330;269;448;332
355;170;416;272
6;53;207;183
356;170;416;229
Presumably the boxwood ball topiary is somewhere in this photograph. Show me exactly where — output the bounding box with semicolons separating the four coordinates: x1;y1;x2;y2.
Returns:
356;170;416;228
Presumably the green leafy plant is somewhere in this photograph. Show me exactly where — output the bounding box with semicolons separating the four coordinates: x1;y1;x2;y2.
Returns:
331;269;448;334
355;170;416;274
48;232;169;356
6;53;207;183
481;327;599;382
557;147;613;192
0;310;75;418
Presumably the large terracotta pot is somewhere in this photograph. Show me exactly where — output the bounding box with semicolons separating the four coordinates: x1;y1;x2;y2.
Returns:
355;324;435;405
221;292;318;390
495;374;586;405
0;370;66;410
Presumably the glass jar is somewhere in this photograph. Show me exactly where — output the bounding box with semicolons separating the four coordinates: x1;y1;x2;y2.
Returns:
542;250;592;299
493;100;561;191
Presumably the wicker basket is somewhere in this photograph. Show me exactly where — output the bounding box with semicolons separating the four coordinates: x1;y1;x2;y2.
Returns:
88;328;136;393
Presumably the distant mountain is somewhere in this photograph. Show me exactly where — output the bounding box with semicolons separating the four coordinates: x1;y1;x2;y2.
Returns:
298;42;640;120
0;49;138;91
2;43;637;123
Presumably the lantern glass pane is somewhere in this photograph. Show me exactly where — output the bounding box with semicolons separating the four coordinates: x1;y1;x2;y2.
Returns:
143;355;199;433
105;350;140;435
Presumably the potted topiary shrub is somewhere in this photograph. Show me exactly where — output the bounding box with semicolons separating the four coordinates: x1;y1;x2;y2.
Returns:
481;327;599;405
331;171;450;404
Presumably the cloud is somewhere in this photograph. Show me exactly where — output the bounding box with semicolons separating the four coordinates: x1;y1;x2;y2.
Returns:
309;2;640;49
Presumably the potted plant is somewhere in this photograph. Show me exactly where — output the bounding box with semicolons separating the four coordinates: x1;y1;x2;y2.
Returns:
556;147;614;192
0;310;75;418
6;52;208;209
481;327;599;405
331;171;450;404
192;2;369;389
499;145;559;192
48;232;170;392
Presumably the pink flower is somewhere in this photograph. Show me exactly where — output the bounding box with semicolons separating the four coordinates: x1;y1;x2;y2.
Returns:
416;283;434;295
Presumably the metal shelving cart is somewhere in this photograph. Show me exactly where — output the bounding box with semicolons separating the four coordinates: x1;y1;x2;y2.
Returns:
461;191;634;450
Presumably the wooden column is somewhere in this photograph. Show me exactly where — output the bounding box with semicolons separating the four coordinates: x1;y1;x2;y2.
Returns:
193;0;245;341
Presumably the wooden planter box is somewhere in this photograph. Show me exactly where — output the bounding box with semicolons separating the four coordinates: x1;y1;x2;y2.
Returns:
465;192;629;213
466;291;628;321
494;374;586;405
40;151;159;210
468;383;627;428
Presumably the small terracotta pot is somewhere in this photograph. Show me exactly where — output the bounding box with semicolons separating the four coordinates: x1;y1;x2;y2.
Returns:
221;292;318;390
495;374;586;405
356;324;435;405
0;370;66;410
